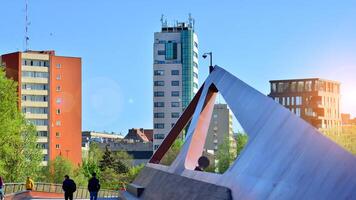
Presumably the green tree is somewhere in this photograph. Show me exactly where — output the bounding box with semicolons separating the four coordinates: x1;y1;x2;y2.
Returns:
99;146;115;171
236;133;248;157
160;139;184;165
216;136;232;173
80;143;103;179
49;156;74;183
0;68;42;181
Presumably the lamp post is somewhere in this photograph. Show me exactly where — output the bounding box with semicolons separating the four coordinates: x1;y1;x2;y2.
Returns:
202;52;213;73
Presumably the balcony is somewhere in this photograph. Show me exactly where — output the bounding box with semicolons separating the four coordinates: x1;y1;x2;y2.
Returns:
37;137;48;143
22;65;49;72
22;89;48;96
21;101;48;107
25;113;48;119
21;77;48;84
36;125;48;131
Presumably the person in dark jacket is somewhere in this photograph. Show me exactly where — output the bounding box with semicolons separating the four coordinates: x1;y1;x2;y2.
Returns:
62;175;76;200
88;173;100;200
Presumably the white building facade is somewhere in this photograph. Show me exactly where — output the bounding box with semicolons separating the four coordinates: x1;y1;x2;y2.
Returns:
153;18;199;150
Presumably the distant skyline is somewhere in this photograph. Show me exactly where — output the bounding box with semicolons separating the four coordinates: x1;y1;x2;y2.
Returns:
1;0;356;134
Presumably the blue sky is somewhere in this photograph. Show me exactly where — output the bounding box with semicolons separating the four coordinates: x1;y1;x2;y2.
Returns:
1;0;356;134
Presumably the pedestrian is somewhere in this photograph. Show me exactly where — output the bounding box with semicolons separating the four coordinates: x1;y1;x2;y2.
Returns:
25;176;34;191
88;172;100;200
194;156;210;171
0;176;4;200
62;175;76;200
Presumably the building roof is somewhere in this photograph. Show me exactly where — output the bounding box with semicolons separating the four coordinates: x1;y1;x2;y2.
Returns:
125;128;153;142
269;78;340;84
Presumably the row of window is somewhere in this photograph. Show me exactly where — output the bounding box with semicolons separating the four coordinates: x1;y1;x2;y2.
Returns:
154;112;180;118
154;80;180;86
22;83;48;90
154;60;181;64
154;102;180;108
22;59;49;67
271;80;340;94
154;91;180;97
274;96;302;106
154;134;165;139
22;107;48;114
28;119;48;126
22;71;48;78
154;69;179;76
22;95;48;102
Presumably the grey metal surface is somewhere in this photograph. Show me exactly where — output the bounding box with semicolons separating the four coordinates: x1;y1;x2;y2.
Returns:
143;66;356;199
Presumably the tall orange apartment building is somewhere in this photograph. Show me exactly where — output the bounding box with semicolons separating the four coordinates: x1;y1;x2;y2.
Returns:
0;50;82;166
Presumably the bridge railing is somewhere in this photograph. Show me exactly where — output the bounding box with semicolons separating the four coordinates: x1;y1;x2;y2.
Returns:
3;182;120;198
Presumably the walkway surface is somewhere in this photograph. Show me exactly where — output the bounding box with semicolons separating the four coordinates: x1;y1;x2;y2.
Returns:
7;191;121;200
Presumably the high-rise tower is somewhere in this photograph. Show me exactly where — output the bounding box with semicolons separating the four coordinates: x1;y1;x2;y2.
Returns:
153;17;199;150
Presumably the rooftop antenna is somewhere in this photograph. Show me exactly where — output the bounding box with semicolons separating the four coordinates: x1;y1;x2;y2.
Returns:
188;13;193;28
25;0;30;51
160;14;167;27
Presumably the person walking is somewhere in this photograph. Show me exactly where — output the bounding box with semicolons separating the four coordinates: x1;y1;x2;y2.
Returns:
88;173;100;200
62;175;76;200
25;176;34;191
0;176;4;200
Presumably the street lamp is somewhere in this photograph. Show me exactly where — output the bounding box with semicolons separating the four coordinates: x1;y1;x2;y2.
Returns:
202;52;214;73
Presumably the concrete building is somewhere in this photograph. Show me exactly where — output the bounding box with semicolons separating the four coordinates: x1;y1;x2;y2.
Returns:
204;104;236;157
269;78;341;129
153;16;199;151
1;50;82;165
82;131;124;147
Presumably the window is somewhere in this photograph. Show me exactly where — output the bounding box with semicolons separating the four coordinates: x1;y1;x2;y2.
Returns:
193;52;198;58
305;81;312;92
154;123;164;129
154;145;160;150
22;71;48;78
277;82;284;93
282;97;285;105
193;62;198;69
154;70;164;76
56;74;61;80
193;82;198;89
171;102;180;107
171;112;180;118
165;42;177;60
291;82;297;92
56;98;61;104
56;63;61;69
297;81;304;92
271;83;277;93
171;70;179;75
56;120;61;126
27;119;48;126
56;85;61;91
296;108;301;117
154;134;165;139
193;72;198;78
154;91;164;97
171;91;179;97
274;97;279;103
22;59;49;67
286;97;290;106
22;83;48;90
37;131;48;137
291;97;294;105
296;96;302;105
154;102;165;107
22;95;48;102
157;50;165;55
154;81;165;86
56;132;60;137
56;144;60;149
194;42;198;48
171;123;175;127
171;81;179;86
154;112;165;118
56;109;61;114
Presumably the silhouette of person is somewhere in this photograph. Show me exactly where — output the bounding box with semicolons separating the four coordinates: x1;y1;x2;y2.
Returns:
194;156;210;171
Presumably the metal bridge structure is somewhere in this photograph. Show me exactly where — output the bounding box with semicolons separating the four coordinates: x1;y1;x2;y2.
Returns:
128;66;356;200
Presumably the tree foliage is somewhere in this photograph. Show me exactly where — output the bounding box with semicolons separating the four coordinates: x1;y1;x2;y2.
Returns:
160;139;184;165
0;68;42;182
